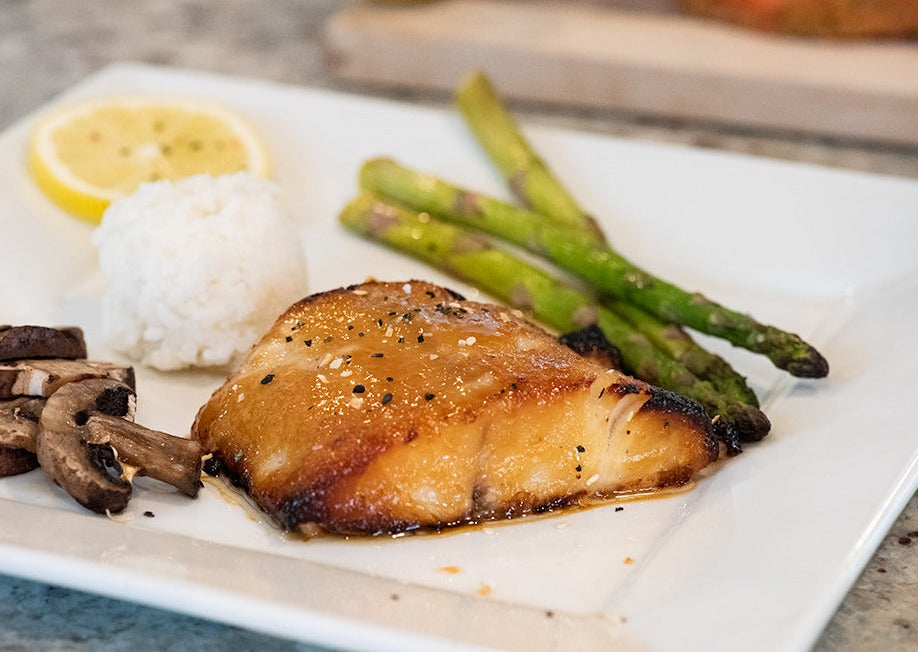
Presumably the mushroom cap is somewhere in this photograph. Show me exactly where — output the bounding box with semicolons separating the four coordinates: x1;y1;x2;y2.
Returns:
0;326;86;361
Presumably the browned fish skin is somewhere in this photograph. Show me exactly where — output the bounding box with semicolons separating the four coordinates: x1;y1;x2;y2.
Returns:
193;281;717;535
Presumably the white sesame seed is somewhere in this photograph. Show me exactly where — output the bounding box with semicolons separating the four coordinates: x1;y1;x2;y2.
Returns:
586;473;600;486
352;289;368;295
329;357;343;369
499;312;510;322
311;444;324;451
402;283;412;294
511;309;524;318
429;353;439;360
466;336;476;345
349;397;364;409
236;393;245;402
317;374;328;384
340;370;353;377
385;326;393;337
317;353;333;368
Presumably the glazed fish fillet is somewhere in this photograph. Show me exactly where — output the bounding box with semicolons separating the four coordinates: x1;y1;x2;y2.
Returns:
193;281;718;535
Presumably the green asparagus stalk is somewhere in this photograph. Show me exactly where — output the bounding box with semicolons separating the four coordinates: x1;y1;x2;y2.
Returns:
455;71;602;238
359;158;829;379
339;193;770;450
606;300;759;407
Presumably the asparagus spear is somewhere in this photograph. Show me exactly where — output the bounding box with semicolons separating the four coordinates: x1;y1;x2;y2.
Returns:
606;300;759;407
339;193;770;450
455;71;602;237
359;158;829;379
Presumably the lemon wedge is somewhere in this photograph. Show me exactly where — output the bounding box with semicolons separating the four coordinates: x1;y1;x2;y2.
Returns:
27;96;270;223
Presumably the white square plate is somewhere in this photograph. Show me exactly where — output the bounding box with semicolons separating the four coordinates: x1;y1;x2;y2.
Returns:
1;63;916;652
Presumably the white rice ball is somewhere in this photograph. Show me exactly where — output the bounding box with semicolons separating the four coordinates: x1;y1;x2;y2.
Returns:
92;173;308;371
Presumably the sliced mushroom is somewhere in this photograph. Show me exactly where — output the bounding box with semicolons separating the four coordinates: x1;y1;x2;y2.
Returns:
0;447;38;477
0;325;86;361
0;396;44;452
0;359;135;399
37;378;202;514
0;396;44;477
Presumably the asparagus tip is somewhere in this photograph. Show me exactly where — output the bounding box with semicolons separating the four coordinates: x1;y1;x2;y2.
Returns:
724;403;772;443
785;349;830;379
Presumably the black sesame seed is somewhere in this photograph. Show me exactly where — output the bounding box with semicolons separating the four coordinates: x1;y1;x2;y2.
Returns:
377;319;383;327
576;445;586;453
285;336;293;342
371;353;384;358
575;465;582;472
398;337;404;343
424;393;435;401
426;291;436;298
260;374;275;385
347;325;354;330
382;393;393;404
353;385;366;394
143;511;155;518
323;336;333;343
417;335;424;343
358;332;365;337
304;339;312;347
615;506;624;512
386;377;394;382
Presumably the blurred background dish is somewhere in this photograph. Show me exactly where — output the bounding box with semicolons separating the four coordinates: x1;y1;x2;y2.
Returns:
679;0;918;38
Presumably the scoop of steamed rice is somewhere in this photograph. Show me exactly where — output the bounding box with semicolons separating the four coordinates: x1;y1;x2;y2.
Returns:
92;173;308;371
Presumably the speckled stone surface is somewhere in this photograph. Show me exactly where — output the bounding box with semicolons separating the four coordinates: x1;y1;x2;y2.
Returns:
0;1;915;650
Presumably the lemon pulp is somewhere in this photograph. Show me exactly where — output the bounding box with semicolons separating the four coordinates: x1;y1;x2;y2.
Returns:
28;96;270;224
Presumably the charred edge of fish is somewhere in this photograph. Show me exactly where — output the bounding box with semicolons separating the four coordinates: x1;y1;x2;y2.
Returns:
277;488;331;532
559;325;624;370
482;490;588;521
655;464;705;488
640;386;720;462
204;451;253;492
605;381;643;397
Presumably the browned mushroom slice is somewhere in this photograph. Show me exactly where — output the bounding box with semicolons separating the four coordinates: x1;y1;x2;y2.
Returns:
0;447;38;477
36;378;202;514
0;359;134;399
0;396;43;452
0;397;45;477
0;326;86;361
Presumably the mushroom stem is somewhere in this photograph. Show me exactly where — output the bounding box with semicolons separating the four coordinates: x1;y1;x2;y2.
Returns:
37;378;201;514
86;415;202;498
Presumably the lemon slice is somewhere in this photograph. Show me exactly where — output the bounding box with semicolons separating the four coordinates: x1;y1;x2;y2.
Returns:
28;96;270;223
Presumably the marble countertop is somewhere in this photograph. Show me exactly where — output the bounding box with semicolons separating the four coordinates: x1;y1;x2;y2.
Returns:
1;1;915;650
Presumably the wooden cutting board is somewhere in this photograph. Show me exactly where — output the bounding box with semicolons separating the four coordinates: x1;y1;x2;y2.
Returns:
323;0;918;146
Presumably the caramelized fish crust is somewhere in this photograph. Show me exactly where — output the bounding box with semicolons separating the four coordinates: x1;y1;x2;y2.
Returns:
193;281;718;535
